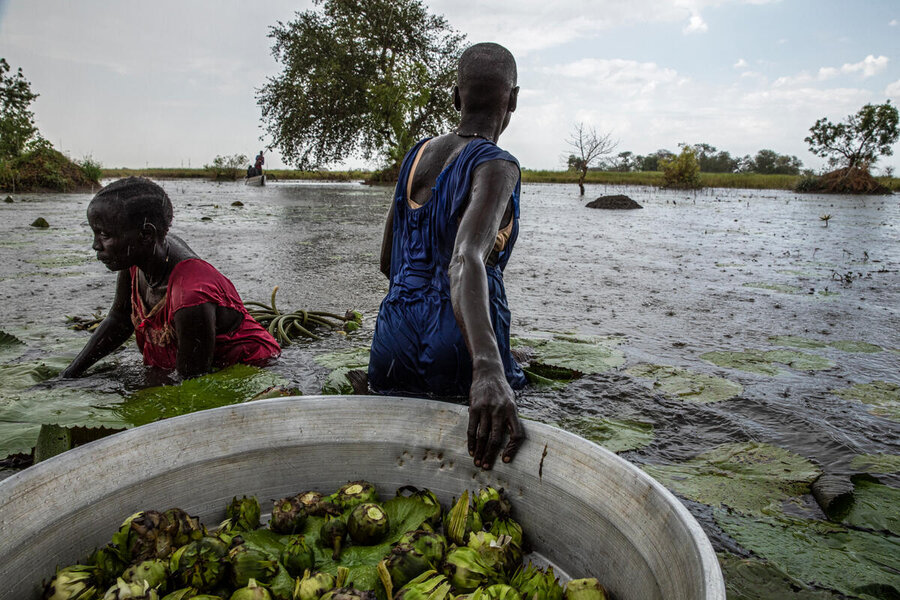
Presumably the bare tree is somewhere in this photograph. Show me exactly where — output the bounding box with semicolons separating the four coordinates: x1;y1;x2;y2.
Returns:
565;123;618;195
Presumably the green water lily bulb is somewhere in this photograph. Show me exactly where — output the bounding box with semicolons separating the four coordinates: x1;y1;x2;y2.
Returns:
347;502;390;545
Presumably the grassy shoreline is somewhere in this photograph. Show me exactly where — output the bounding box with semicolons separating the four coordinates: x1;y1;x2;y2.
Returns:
100;168;899;192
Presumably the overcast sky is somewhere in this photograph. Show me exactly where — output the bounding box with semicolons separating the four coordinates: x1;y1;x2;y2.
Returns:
0;0;898;172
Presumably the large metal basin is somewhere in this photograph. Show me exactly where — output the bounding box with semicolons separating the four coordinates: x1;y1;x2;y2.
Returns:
0;396;724;599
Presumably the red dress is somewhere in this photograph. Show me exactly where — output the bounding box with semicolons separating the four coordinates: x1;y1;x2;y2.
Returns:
130;259;281;369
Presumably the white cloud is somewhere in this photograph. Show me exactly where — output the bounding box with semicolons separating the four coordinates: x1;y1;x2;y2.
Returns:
683;13;709;34
889;19;897;26
734;59;748;69
840;55;889;77
886;79;900;98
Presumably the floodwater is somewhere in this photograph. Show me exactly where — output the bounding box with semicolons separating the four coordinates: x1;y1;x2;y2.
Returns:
1;179;898;597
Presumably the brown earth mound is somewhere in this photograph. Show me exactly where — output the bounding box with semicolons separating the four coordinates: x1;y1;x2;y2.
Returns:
802;167;892;195
0;147;98;192
586;194;643;209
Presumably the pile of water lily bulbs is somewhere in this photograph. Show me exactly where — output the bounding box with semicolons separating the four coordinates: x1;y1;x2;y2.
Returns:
44;481;609;600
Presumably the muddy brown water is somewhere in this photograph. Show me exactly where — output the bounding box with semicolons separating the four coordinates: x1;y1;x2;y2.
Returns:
1;179;898;579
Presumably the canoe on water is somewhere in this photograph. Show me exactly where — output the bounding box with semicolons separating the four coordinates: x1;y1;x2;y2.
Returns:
245;174;266;186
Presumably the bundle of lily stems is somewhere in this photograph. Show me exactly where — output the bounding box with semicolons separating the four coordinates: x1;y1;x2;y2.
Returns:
244;286;362;346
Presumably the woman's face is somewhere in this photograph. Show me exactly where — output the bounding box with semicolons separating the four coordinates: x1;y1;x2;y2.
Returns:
86;198;142;271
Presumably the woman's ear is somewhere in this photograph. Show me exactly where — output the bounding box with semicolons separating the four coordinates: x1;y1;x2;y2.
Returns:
139;221;159;245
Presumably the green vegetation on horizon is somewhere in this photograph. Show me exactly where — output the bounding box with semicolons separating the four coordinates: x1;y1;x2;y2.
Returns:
96;167;900;191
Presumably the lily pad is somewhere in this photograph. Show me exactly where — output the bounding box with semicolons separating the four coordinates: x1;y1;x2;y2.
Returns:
718;553;842;599
314;347;370;395
840;475;900;535
849;454;900;474
831;381;899;422
0;359;64;391
715;510;900;600
643;442;821;515
770;337;883;354
556;416;653;453
511;335;625;379
322;367;356;395
827;341;882;353
0;386;128;459
700;349;834;375
0;421;42;458
768;336;827;349
0;330;25;361
742;282;804;294
626;363;743;403
242;494;435;600
522;368;568;389
114;364;287;426
314;347;370;370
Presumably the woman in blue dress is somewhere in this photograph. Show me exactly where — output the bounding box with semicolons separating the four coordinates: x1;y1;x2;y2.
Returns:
369;43;526;471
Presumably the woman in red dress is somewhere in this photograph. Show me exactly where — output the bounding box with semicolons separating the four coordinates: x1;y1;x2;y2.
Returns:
63;177;280;379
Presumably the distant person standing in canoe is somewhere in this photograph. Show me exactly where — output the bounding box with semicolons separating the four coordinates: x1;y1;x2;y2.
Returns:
254;150;265;175
368;43;526;471
62;177;280;379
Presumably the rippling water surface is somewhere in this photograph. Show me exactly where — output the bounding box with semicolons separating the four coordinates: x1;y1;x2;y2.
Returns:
1;179;897;597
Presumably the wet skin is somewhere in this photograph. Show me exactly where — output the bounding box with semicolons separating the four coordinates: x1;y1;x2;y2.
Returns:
62;198;242;379
379;55;525;470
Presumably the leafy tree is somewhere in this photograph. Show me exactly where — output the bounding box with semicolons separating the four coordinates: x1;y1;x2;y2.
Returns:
635;149;674;171
257;0;465;173
205;154;248;180
565;122;618;195
805;101;899;170
566;154;587;173
686;143;738;173
750;149;802;175
606;151;636;172
659;146;701;189
0;58;40;160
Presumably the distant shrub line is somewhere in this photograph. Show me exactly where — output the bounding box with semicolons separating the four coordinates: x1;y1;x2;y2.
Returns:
96;167;899;192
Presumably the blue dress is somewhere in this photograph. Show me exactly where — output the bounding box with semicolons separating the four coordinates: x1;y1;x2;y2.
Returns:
368;137;527;396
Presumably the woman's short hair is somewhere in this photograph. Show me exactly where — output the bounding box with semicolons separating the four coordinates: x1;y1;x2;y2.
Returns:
92;177;174;237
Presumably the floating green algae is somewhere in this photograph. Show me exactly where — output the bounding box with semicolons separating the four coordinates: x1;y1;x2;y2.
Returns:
556;416;653;453
840;476;900;535
742;282;805;294
29;252;93;270
831;381;899;422
511;334;625;379
850;454;900;474
643;442;820;515
718;553;843;599
241;495;434;600
701;348;834;375
626;363;743;403
115;364;286;426
715;510;900;600
775;269;820;278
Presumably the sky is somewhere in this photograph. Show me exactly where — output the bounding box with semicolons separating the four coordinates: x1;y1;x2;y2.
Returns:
0;0;898;172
